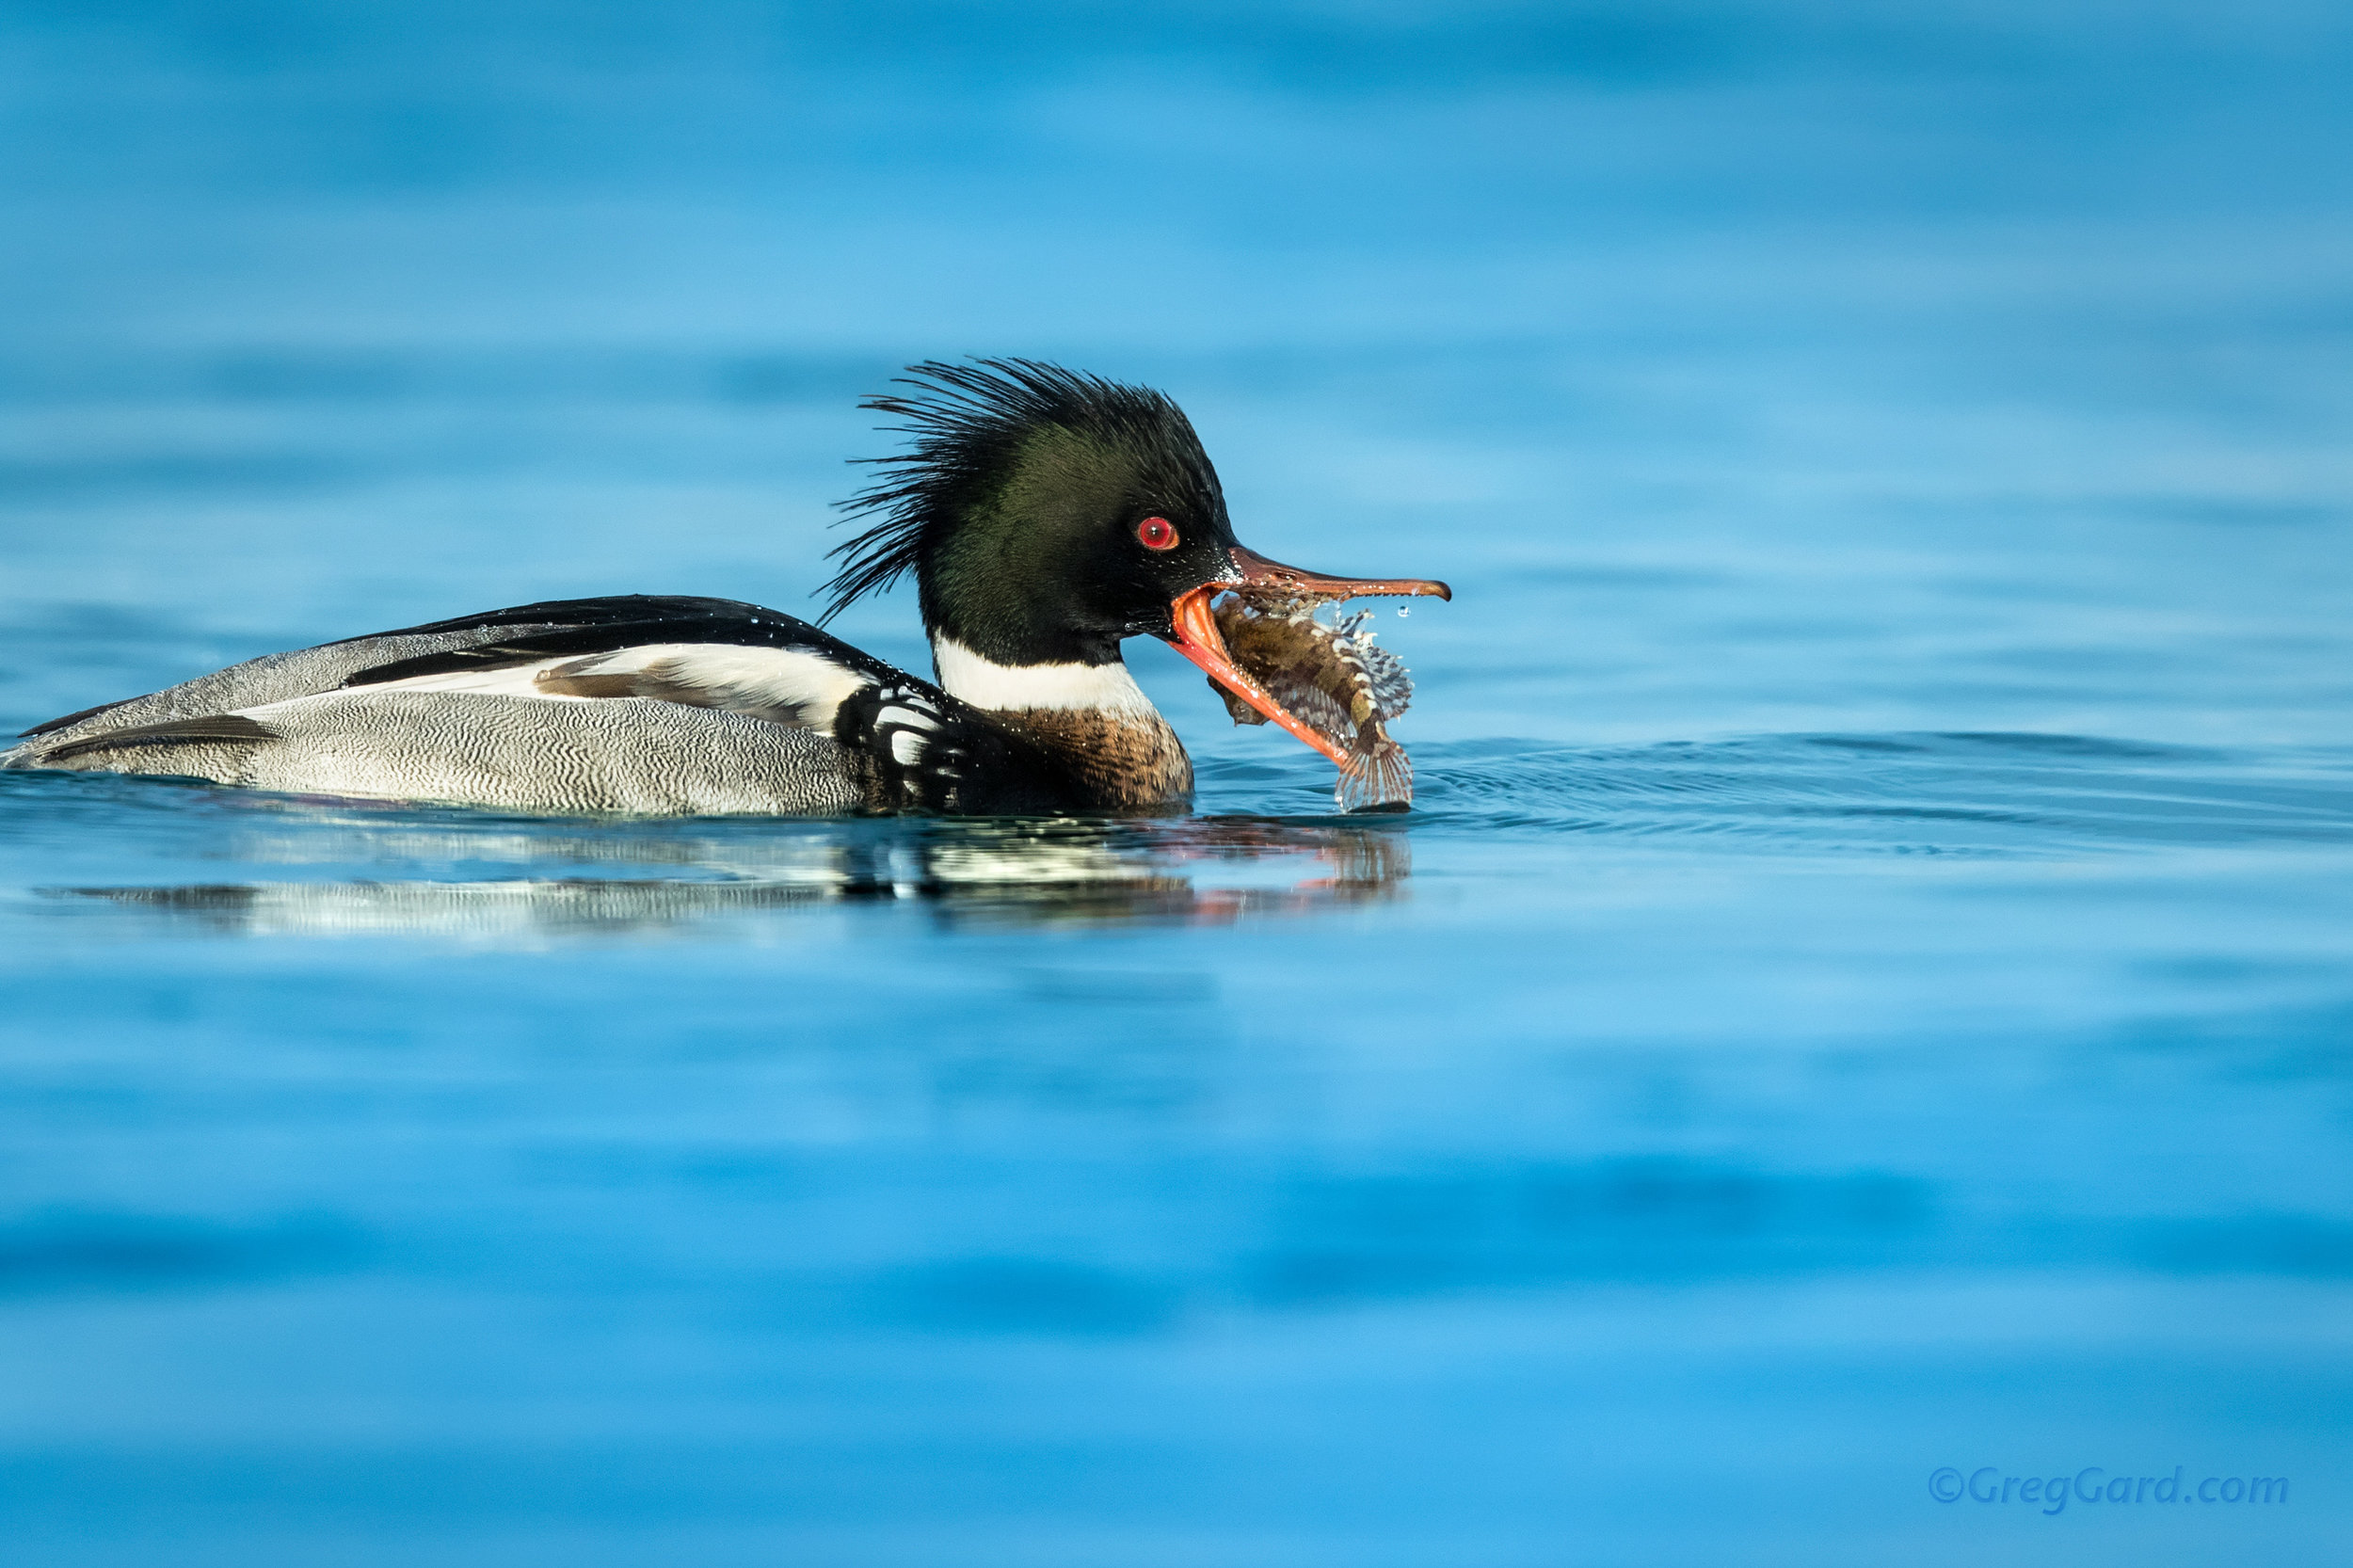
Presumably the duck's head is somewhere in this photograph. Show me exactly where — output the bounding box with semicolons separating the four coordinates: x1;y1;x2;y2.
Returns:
821;359;1448;753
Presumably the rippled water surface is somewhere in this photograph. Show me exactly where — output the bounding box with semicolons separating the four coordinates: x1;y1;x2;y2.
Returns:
6;4;2353;1564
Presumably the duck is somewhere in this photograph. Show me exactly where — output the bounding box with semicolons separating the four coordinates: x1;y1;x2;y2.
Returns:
4;360;1449;816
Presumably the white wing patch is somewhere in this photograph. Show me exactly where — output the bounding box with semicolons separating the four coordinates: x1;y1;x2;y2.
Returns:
364;644;875;728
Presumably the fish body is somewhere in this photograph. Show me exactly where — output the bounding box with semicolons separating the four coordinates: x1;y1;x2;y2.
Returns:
1210;591;1415;810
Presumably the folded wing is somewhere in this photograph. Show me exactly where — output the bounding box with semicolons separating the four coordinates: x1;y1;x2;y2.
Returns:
6;595;1080;815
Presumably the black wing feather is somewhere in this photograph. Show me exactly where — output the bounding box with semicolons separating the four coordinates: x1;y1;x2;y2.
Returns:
336;599;907;690
38;714;279;763
321;594;764;648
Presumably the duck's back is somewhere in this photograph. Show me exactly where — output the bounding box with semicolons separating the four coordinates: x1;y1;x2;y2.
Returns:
13;596;753;753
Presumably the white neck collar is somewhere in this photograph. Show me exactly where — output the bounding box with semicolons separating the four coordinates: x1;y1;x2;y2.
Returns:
931;635;1159;715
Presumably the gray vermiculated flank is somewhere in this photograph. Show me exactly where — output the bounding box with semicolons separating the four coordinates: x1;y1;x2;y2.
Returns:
11;692;872;816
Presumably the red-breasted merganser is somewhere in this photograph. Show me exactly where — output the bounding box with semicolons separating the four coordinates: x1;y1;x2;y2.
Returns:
4;360;1449;814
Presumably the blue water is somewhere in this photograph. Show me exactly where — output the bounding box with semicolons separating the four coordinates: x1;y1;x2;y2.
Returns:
6;4;2353;1563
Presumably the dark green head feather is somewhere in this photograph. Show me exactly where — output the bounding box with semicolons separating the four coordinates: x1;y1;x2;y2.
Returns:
821;359;1235;664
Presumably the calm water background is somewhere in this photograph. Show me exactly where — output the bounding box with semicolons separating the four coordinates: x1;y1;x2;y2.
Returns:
5;3;2352;1563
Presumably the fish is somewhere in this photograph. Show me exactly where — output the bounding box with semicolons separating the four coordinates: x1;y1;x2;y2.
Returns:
1209;589;1416;811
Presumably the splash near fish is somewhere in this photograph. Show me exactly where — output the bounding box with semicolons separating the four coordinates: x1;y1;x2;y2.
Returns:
1209;590;1416;812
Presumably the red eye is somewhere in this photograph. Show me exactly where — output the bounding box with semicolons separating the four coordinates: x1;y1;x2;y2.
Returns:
1136;516;1178;551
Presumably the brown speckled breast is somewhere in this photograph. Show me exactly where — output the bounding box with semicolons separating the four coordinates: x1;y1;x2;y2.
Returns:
985;708;1194;808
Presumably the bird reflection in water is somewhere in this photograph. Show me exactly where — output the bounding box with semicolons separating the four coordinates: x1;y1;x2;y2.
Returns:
41;806;1411;938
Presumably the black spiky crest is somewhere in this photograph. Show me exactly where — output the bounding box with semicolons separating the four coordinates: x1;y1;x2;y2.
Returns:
818;358;1225;631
